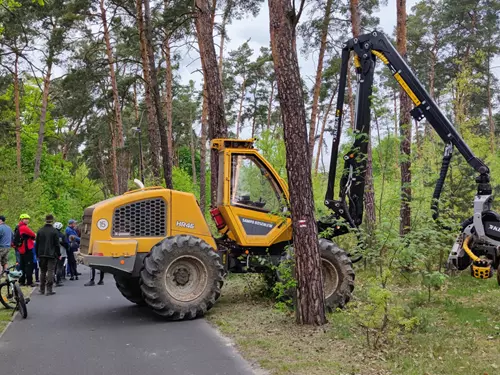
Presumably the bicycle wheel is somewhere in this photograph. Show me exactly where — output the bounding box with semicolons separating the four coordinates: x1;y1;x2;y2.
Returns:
13;284;27;318
0;283;16;309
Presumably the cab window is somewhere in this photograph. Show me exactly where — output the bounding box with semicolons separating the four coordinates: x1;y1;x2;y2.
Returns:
230;154;285;213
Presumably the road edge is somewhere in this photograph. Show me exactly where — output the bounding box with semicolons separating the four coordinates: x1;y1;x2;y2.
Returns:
203;319;269;375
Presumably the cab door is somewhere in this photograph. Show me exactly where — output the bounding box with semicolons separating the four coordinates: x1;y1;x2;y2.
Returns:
218;150;292;247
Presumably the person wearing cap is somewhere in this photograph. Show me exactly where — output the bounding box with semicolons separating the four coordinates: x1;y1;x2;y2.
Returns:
16;214;36;286
65;219;81;277
0;215;13;272
36;214;61;295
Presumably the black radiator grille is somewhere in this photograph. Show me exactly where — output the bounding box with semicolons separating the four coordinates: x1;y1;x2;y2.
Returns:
112;198;167;237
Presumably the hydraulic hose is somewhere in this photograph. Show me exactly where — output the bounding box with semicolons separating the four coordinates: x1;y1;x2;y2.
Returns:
463;236;480;263
432;143;453;220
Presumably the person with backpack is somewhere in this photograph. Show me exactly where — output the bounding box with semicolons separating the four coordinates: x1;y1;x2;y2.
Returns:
15;214;36;286
53;222;68;286
65;219;81;277
35;214;60;295
0;215;13;272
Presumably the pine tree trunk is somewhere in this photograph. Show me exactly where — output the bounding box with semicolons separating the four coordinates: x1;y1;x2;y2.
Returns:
33;57;52;180
164;34;174;168
144;0;173;188
200;81;208;215
199;4;215;216
314;85;337;174
136;0;161;181
487;54;495;153
218;0;232;81
308;0;333;163
235;78;246;138
101;0;128;193
14;54;21;173
251;81;258;138
190;129;197;184
350;0;361;36
397;0;412;236
195;0;227;207
268;0;326;326
133;83;139;122
108;119;119;195
267;82;275;130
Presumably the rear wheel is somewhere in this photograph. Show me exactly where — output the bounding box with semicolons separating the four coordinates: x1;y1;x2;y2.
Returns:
140;235;224;320
319;239;355;309
114;275;146;306
278;238;355;311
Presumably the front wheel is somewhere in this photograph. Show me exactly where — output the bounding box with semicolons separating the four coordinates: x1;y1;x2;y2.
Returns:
13;284;27;318
0;283;16;309
140;235;224;320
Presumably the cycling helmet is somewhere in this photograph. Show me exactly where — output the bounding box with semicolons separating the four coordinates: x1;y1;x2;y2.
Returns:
19;213;31;220
54;222;63;230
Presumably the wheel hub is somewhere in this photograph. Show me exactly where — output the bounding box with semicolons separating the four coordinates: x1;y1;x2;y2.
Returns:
173;267;190;286
165;255;209;302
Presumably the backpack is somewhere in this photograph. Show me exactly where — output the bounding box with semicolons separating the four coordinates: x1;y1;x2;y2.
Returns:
13;225;23;248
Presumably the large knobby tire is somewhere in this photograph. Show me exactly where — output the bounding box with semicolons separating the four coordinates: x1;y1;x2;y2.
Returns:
319;239;355;310
140;235;224;320
114;275;146;306
279;238;355;311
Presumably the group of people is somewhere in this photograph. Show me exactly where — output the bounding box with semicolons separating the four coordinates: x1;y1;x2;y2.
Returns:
0;214;87;295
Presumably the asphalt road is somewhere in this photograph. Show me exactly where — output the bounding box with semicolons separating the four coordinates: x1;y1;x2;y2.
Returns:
0;267;257;375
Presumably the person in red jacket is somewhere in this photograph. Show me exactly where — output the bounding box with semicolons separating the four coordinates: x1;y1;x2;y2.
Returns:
16;213;36;286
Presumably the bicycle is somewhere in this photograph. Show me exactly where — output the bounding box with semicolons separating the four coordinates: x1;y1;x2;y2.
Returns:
0;265;29;318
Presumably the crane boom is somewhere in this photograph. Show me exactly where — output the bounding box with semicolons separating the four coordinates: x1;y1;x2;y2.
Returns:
324;31;492;233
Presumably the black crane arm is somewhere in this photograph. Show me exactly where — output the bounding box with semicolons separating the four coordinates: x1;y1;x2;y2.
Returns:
324;31;491;233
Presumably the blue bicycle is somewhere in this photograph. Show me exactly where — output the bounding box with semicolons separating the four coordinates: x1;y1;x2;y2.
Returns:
0;265;29;318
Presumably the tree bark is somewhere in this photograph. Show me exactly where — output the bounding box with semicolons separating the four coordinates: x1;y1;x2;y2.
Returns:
190;128;197;184
33;55;53;180
397;0;412;236
267;81;275;130
195;0;227;207
144;0;173;188
199;4;215;216
268;0;326;326
251;81;258;138
108;118;119;195
14;54;21;173
200;81;208;215
314;85;337;174
164;34;174;169
136;0;161;181
101;0;128;193
235;78;246;138
487;53;495;153
350;0;361;36
218;0;232;82
308;0;333;163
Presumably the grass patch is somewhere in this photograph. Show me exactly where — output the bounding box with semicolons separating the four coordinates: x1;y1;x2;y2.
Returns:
206;271;500;375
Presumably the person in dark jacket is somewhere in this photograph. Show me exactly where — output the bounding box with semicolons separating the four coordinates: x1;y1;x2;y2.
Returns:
35;214;61;295
53;222;69;286
65;219;81;276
